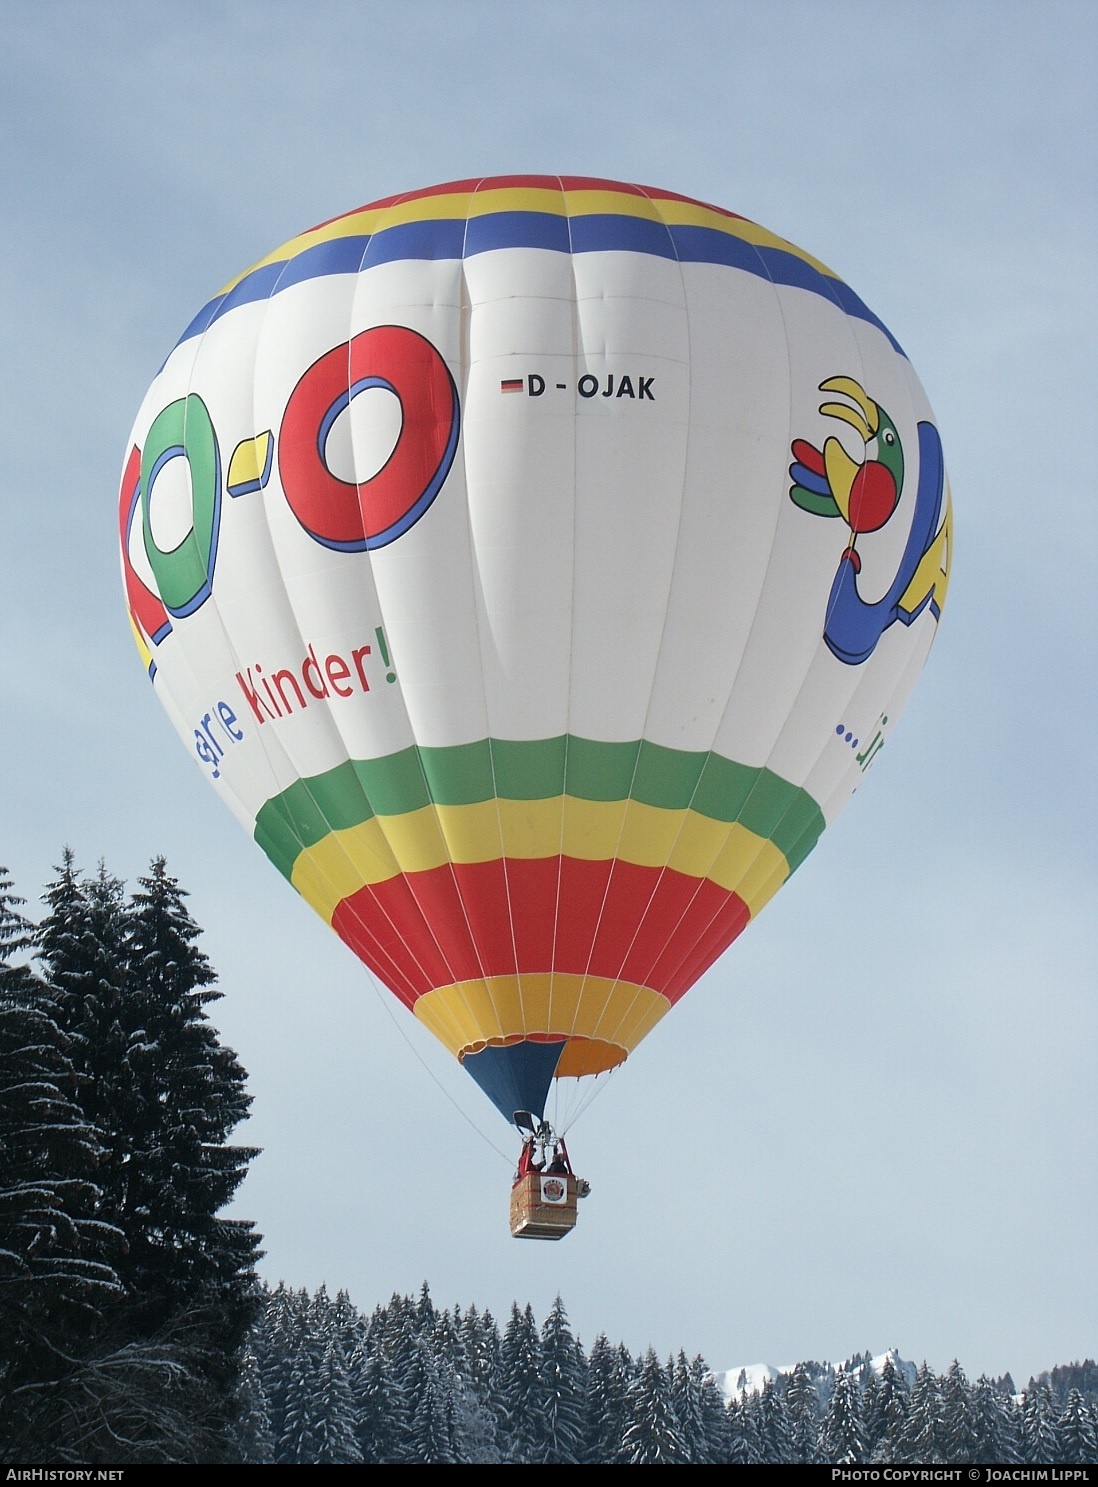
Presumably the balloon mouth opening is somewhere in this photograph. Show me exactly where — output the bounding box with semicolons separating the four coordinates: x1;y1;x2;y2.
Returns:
460;1034;626;1080
461;1034;628;1123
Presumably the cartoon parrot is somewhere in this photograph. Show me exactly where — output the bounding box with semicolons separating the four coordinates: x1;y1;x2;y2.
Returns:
789;376;904;572
788;374;951;666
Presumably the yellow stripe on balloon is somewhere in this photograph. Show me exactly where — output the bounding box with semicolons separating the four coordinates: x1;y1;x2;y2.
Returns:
646;197;839;271
286;817;397;923
466;186;568;217
217;183;842;298
288;797;790;925
213;192;478;293
413;973;668;1061
725;837;790;917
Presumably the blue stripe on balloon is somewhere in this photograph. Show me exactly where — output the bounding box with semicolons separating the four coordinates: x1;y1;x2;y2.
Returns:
276;235;372;289
667;223;768;274
362;217;468;265
569;213;677;258
172;211;905;357
207;262;287;326
465;210;572;256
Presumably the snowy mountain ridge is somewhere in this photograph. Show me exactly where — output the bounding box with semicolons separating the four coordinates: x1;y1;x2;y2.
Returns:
714;1349;917;1401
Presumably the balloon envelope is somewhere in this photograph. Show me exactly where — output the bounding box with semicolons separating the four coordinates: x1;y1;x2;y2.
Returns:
119;176;951;1124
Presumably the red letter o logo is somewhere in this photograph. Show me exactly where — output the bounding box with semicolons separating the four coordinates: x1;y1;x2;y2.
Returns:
278;325;460;550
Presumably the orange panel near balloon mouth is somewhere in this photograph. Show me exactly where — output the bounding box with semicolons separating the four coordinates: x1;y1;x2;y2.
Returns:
460;1035;626;1080
554;1038;625;1078
449;1030;627;1079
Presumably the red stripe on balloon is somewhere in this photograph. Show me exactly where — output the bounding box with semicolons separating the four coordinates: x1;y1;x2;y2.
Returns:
307;176;746;232
329;858;751;1006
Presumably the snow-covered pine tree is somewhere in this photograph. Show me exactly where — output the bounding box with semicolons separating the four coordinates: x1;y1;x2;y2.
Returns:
896;1362;942;1463
861;1367;881;1456
498;1302;544;1462
426;1308;484;1463
38;855;134;1211
670;1351;705;1461
123;859;261;1359
696;1354;733;1463
725;1390;764;1465
539;1294;587;1463
756;1373;794;1463
430;1299;472;1452
821;1366;867;1463
970;1375;1020;1464
459;1303;501;1417
283;1333;362;1464
671;1351;728;1464
867;1353;909;1461
278;1289;327;1462
252;1282;307;1450
431;1304;462;1379
0;867;39;998
311;1336;365;1464
0;868;123;1456
230;1343;276;1463
1021;1383;1061;1464
1057;1388;1098;1465
31;853;260;1458
939;1359;979;1462
403;1331;458;1463
452;1304;502;1461
349;1333;401;1463
371;1298;422;1462
583;1333;631;1463
331;1286;363;1340
447;1362;500;1463
415;1278;437;1331
785;1359;822;1463
621;1347;689;1464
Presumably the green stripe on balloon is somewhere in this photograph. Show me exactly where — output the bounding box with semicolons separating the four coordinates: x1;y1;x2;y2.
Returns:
253;737;825;882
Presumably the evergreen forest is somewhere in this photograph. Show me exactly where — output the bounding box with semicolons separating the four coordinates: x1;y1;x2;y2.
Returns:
1;858;1094;1465
233;1283;1098;1465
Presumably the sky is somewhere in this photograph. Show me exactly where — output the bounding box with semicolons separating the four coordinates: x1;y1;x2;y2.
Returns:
2;1;1094;1387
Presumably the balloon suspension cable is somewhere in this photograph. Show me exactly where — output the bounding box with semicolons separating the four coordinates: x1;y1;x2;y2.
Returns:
547;1061;621;1139
359;965;514;1167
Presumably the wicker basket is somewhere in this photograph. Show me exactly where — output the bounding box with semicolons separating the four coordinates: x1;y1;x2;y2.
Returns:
509;1171;579;1240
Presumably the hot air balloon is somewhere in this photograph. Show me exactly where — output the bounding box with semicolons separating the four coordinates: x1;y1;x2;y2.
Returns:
119;176;951;1234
